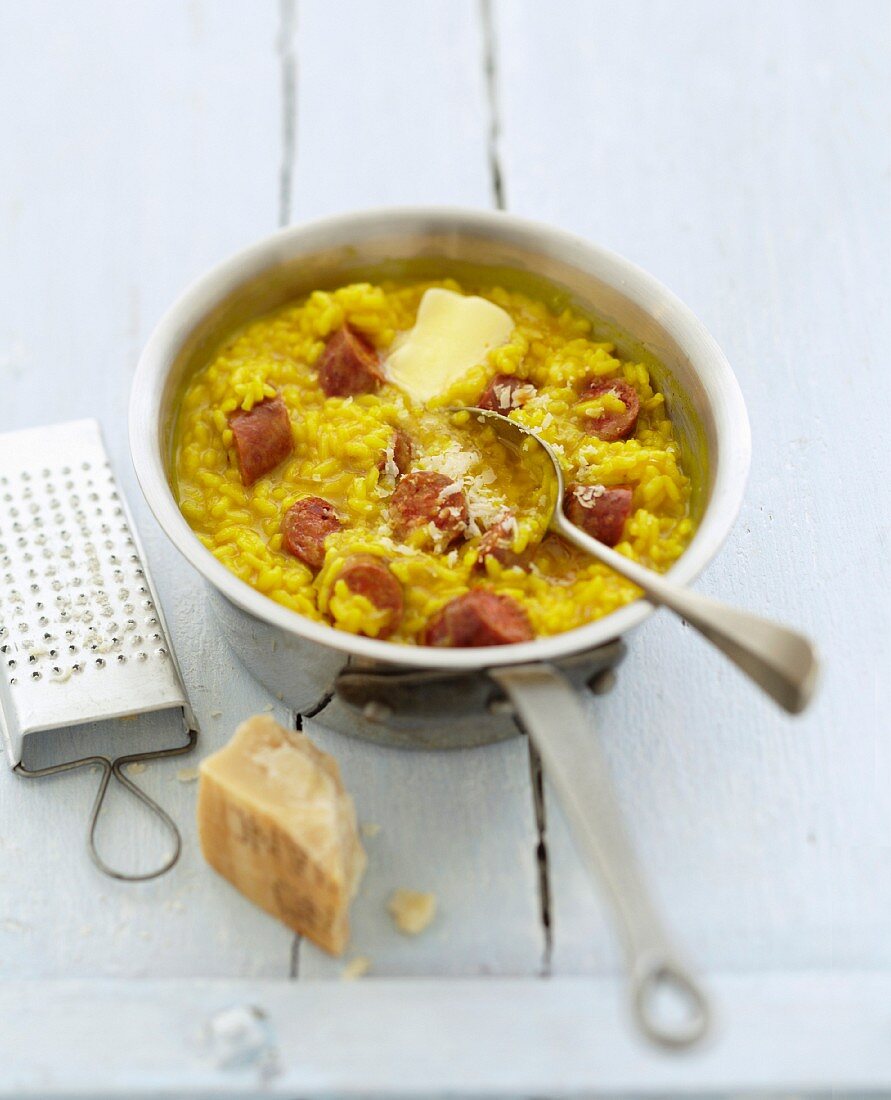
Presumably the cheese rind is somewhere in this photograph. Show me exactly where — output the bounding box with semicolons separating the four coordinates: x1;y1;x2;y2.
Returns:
197;715;366;956
386;288;514;403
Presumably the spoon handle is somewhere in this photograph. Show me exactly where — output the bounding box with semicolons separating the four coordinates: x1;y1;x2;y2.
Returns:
554;518;820;715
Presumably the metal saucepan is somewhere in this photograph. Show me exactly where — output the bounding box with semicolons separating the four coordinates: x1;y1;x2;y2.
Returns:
130;208;753;1048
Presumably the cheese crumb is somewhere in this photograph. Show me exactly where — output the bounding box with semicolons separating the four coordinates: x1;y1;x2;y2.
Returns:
387;889;437;936
176;766;200;783
127;762;147;775
341;955;372;981
360;822;381;838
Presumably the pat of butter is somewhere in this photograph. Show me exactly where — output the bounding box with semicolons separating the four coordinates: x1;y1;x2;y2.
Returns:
386;287;514;403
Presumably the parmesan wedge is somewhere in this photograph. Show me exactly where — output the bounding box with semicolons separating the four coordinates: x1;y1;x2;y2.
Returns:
197;715;366;956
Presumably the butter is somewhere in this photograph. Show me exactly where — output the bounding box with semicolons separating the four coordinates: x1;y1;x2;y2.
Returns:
386;288;514;403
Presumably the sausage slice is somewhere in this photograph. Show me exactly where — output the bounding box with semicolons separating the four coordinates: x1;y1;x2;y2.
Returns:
423;590;533;647
282;496;341;569
229;396;293;485
577;378;640;441
390;471;468;544
477;374;537;413
564;483;633;547
337;554;403;639
317;325;386;397
474;513;522;570
377;428;414;479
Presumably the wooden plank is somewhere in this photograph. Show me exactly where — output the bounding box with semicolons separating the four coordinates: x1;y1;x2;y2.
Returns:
291;0;544;978
494;0;891;974
293;0;492;220
1;973;890;1096
0;0;297;978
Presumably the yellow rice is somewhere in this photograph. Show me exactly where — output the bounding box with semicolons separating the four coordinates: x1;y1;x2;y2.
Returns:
174;278;694;644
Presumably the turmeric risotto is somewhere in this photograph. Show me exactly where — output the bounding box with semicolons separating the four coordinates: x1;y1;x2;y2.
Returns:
174;278;694;647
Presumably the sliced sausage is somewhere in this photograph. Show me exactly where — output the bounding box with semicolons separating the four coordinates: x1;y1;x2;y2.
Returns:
337;554;403;639
422;590;533;647
229;396;293;485
477;374;537;413
376;428;414;479
390;471;468;544
317;325;386;397
577;378;640;441
564;483;633;547
282;496;341;569
474;513;523;570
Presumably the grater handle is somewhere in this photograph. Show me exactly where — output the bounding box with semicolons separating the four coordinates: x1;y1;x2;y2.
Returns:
15;722;197;882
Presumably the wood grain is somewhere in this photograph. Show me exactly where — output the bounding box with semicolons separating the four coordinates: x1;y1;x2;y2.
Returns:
2;974;890;1095
495;0;891;973
0;0;546;983
292;0;544;979
0;0;888;1089
0;0;296;978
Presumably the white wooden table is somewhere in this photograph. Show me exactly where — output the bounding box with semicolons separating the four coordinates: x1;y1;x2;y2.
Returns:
1;1;888;1095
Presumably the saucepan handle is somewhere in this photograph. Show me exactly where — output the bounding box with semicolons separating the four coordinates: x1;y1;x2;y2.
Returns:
491;663;710;1049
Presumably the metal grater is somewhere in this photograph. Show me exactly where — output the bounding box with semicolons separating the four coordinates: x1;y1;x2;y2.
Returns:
0;419;197;880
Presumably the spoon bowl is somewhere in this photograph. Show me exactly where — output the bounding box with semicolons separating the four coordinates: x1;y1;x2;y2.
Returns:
455;406;820;715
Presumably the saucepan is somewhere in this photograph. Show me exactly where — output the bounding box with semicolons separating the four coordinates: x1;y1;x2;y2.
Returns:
131;207;755;1048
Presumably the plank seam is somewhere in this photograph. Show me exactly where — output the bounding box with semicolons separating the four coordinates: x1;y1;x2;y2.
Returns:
277;0;297;227
479;0;506;210
290;687;337;975
527;736;554;976
481;0;552;976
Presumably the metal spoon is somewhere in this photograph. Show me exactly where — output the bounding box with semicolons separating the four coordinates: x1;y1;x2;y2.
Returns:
458;407;820;715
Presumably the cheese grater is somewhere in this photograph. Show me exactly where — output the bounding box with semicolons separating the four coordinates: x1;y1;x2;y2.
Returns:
0;419;198;881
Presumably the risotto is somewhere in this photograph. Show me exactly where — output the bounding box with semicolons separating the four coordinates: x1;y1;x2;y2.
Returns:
173;277;694;647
